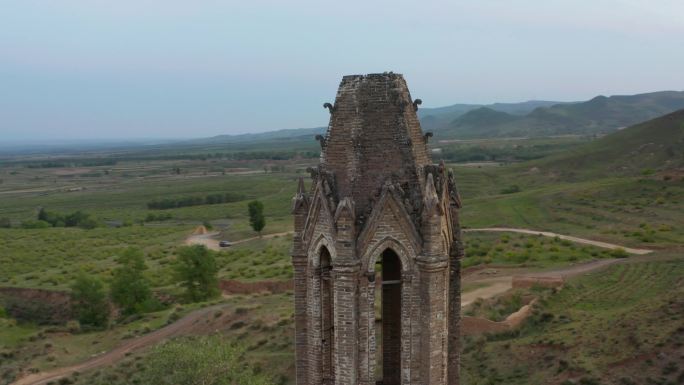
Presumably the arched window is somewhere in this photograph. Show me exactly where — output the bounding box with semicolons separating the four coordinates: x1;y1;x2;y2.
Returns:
375;248;402;385
319;246;334;384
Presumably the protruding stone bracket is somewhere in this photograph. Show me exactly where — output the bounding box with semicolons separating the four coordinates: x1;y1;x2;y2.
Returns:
315;134;327;149
323;102;334;114
424;132;433;143
447;169;463;209
306;166;319;182
413;98;422;110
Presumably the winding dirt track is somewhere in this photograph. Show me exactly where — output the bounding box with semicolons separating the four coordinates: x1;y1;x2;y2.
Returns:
185;231;294;251
12;227;647;385
464;227;653;255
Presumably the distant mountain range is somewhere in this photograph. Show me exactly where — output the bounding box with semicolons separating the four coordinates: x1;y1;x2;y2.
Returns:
195;90;684;144
417;100;571;131
427;91;684;139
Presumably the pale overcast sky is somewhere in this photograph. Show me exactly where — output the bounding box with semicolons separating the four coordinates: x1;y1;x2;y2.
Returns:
1;0;683;141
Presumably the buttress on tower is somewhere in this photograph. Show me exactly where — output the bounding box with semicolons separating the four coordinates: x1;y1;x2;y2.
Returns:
291;73;464;385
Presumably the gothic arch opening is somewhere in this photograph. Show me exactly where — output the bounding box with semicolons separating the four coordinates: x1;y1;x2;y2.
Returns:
375;248;402;385
319;246;334;384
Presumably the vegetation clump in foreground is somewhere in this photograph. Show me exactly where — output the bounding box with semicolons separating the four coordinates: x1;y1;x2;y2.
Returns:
72;336;273;385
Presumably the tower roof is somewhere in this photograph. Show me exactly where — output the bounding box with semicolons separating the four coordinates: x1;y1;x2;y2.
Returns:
320;73;432;222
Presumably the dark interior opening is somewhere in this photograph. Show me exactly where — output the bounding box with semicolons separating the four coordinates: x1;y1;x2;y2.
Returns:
375;248;402;385
320;247;334;384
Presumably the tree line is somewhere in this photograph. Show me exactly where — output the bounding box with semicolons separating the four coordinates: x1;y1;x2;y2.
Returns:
147;192;245;210
20;208;99;229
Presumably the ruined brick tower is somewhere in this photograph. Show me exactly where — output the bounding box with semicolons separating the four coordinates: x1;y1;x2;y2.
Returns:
291;73;464;385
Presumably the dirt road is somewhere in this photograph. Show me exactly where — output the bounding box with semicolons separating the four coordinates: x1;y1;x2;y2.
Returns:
185;231;294;251
464;227;653;255
11;304;231;385
461;258;621;306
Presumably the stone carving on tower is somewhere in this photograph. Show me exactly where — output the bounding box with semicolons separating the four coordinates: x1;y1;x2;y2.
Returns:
291;73;464;385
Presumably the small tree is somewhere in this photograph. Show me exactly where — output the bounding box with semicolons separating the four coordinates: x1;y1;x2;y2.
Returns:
174;245;219;302
247;200;266;235
71;273;109;329
110;248;153;315
37;207;48;221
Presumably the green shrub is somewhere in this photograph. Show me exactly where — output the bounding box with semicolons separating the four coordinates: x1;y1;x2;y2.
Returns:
500;185;521;194
70;273;109;329
21;220;51;229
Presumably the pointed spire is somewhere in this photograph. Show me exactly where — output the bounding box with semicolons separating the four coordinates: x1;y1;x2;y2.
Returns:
297;176;306;195
291;177;309;214
320;73;431;223
423;173;441;216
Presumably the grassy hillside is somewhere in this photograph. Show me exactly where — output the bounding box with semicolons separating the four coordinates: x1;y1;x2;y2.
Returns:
434;91;684;139
534;109;684;178
461;254;684;385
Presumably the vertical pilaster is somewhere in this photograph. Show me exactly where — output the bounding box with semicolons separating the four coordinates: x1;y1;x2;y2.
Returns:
417;260;448;385
447;207;464;385
333;263;360;385
307;266;323;385
292;256;309;385
291;176;310;385
419;172;449;385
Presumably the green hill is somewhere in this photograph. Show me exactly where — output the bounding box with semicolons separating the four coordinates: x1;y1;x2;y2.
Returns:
536;108;684;177
439;107;522;138
418;100;564;131
433;91;684;139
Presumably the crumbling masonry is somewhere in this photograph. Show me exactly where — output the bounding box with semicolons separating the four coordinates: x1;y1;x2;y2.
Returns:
291;73;464;385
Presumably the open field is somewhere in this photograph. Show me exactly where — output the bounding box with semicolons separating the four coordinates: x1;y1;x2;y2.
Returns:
1;116;683;385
